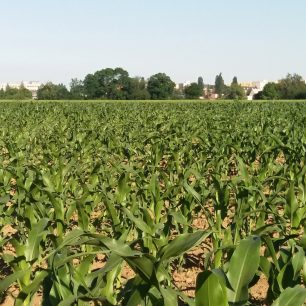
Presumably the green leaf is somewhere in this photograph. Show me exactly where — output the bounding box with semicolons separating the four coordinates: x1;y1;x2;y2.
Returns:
271;285;306;306
122;207;154;235
184;181;201;203
169;211;189;226
292;246;305;280
124;278;151;306
43;229;86;262
260;256;271;279
117;173;130;203
159;231;211;261
25;218;49;261
285;184;298;226
160;287;178;306
0;194;10;204
125;255;157;285
237;157;251;187
24;176;34;192
263;236;280;271
227;236;261;304
20;270;49;295
42;172;55;192
195;270;228;306
0;269;30;292
86;233;140;257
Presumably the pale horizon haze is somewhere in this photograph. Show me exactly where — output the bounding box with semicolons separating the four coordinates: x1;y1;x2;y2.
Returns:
1;0;306;86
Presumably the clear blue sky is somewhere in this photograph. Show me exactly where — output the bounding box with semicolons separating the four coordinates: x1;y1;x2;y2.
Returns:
1;0;306;85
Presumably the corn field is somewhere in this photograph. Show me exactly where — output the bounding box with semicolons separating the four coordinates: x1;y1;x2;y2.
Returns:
0;100;306;306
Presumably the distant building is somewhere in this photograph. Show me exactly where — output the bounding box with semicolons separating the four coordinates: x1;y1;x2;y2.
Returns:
175;81;192;89
239;81;254;88
0;81;42;99
0;82;19;90
247;88;261;100
239;80;269;100
240;80;268;91
175;83;184;91
23;81;42;99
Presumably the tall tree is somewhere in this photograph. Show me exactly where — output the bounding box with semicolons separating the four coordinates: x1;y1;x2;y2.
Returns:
0;84;32;100
17;83;32;99
70;78;84;99
277;73;306;99
198;76;204;89
37;82;70;100
184;83;203;99
83;68;130;99
127;77;150;100
232;76;238;85
226;83;245;100
147;73;175;100
56;84;71;99
83;74;99;99
261;82;280;100
215;73;225;96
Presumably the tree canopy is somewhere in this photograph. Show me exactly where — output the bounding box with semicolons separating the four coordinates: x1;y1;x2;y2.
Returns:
215;73;225;96
255;74;306;100
225;76;245;100
3;68;305;101
232;76;238;85
197;76;204;89
261;82;279;100
147;73;175;100
37;83;70;100
184;83;203;99
127;77;150;100
0;85;32;100
70;78;85;99
83;68;130;99
226;83;245;100
278;73;306;99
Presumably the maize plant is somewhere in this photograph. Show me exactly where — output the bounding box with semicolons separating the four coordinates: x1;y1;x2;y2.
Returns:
0;100;306;305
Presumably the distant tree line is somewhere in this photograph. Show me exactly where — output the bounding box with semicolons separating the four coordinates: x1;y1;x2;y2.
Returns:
37;68;177;100
211;73;306;100
254;74;306;100
1;68;305;100
0;84;32;100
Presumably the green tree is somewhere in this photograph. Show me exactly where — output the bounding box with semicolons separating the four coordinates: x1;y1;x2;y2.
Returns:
70;78;84;99
226;83;245;100
37;82;70;100
147;73;175;100
0;84;32;100
127;77;150;100
215;73;225;96
261;82;280;100
37;83;56;100
184;82;203;99
19;83;32;99
198;76;204;89
232;76;238;85
83;74;99;99
4;85;20;99
83;67;130;99
278;73;306;99
56;84;71;99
